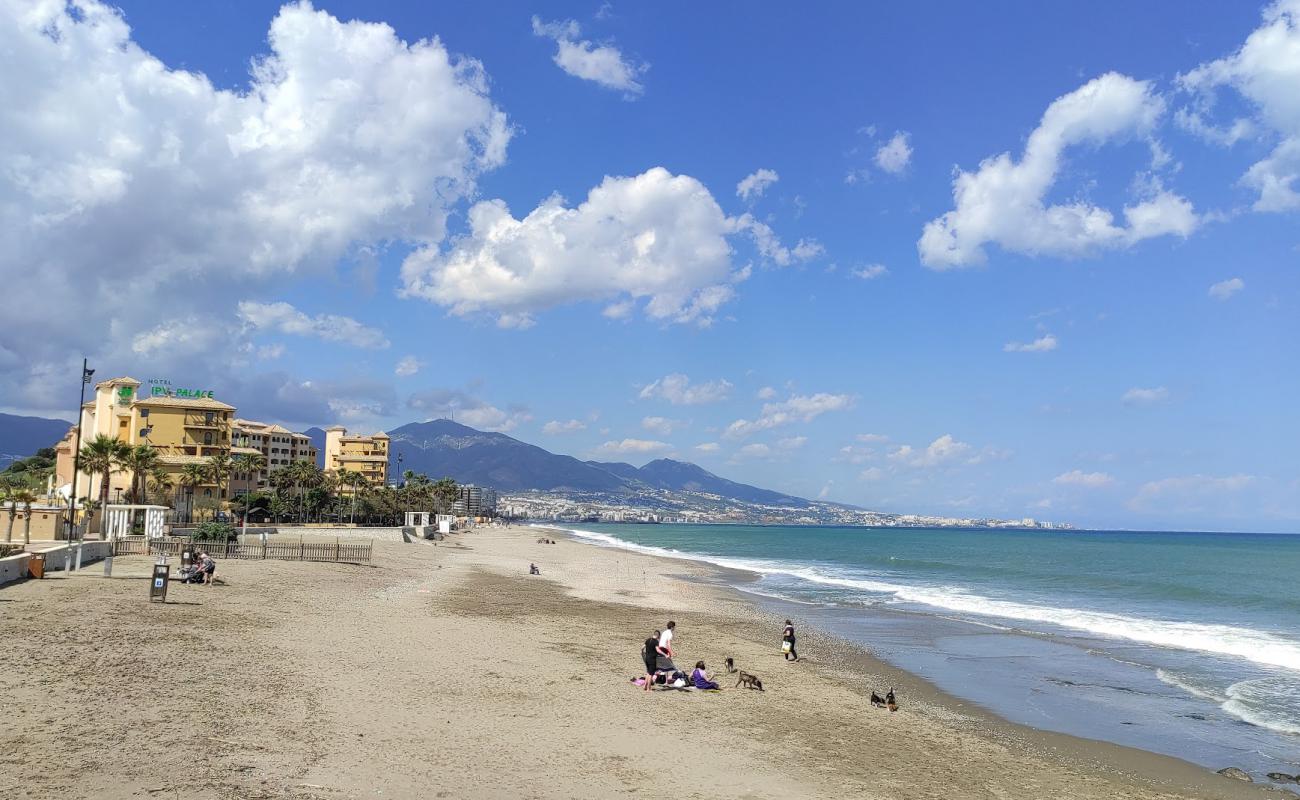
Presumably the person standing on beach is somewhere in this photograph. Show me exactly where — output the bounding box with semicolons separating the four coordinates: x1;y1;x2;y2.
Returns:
643;630;663;691
659;620;676;659
782;619;798;661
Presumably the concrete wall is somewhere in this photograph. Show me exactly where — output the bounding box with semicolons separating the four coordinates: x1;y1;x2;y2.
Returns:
0;553;31;586
221;526;408;542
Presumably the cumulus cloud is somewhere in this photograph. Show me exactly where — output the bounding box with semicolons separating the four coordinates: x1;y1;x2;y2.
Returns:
0;0;509;411
401;168;804;327
859;466;886;481
851;264;889;280
531;16;646;97
594;438;672;456
1178;1;1300;211
641;416;684;436
918;73;1197;268
889;434;972;467
756;386;777;400
734;443;772;460
777;436;807;450
1208;277;1245;300
874;131;913;174
407;389;530;432
238;301;389;349
639;374;733;405
694;442;720;453
725;393;854;438
736;168;779;201
1003;333;1059;353
739;215;825;266
1122;386;1169;405
856;433;889;443
1053;470;1115;487
542;419;587;435
394;356;422;377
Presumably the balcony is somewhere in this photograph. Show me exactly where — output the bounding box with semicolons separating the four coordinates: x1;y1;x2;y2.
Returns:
184;413;225;429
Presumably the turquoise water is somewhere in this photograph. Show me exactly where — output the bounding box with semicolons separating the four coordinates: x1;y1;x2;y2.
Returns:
545;523;1300;779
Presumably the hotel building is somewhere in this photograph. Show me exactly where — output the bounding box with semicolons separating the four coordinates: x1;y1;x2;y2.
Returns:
231;419;319;495
323;426;389;487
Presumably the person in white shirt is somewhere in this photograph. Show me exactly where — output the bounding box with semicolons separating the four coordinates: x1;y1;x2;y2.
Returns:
658;620;676;658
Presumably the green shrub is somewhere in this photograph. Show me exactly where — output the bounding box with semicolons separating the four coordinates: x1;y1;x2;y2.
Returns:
192;520;238;542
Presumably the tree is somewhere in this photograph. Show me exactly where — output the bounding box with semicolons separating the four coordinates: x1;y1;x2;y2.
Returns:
2;485;15;544
432;477;459;515
14;488;37;546
148;467;175;507
122;444;159;504
206;451;233;508
285;460;321;523
337;470;368;524
178;463;209;523
232;452;267;492
79;434;130;534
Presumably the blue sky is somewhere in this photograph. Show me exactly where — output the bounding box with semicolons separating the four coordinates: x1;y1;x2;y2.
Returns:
1;1;1297;531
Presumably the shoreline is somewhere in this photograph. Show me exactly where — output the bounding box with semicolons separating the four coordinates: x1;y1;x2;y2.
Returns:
532;522;1285;797
0;524;1281;799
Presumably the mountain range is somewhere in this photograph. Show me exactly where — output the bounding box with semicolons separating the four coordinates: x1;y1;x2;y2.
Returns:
387;419;810;507
0;412;71;466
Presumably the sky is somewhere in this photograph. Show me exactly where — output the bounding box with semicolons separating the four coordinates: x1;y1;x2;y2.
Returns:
1;0;1297;532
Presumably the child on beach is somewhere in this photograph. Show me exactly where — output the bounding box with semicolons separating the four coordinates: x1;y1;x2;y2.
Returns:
691;661;719;690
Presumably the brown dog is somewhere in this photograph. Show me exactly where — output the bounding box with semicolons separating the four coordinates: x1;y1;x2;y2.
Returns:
885;688;898;712
735;670;764;691
724;657;736;674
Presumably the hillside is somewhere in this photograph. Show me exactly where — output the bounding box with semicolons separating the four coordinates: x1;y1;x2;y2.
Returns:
0;412;71;466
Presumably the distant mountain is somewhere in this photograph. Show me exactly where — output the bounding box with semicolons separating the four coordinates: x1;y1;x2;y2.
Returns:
388;418;810;507
0;412;72;465
388;419;626;493
303;427;327;468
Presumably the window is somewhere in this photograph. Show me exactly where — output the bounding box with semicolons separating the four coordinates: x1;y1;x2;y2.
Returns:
205;412;215;425
140;409;149;418
204;432;213;445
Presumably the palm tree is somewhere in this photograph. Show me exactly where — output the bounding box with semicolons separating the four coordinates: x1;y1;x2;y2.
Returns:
2;485;15;544
206;451;233;509
79;434;130;533
14;488;37;546
285;460;319;523
232;452;267;491
123;444;159;504
178;463;209;523
337;471;367;524
432;477;459;516
147;468;174;506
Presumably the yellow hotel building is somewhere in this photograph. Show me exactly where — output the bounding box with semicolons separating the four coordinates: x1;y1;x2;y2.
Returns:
323;426;389;487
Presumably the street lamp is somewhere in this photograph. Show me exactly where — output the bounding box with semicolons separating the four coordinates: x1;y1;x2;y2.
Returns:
64;360;93;575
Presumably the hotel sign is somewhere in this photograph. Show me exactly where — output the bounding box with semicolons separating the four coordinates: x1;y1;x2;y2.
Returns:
148;378;215;400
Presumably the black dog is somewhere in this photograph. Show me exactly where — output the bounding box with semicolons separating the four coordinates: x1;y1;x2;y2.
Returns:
869;690;886;708
724;657;736;674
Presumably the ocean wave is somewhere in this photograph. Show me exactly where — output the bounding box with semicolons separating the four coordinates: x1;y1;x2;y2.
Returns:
549;525;1300;675
1223;677;1300;736
1155;669;1228;703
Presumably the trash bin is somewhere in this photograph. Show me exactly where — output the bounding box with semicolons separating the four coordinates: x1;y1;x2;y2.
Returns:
28;553;45;579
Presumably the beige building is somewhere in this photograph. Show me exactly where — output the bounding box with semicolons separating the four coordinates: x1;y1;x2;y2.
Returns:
54;376;235;508
323;426;389;487
230;419;318;495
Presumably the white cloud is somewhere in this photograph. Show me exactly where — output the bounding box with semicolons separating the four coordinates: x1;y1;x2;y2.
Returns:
641;416;684;436
874;131;913;174
256;344;285;361
739;215;824;267
1003;333;1059;353
238;301;389;349
1122;386;1170;405
889;434;972;468
594;438;672;456
542;419;586;435
859;467;885;481
1128;474;1256;511
639;374;733;405
531;16;646;97
918;73;1197;268
1053;470;1115;488
734;443;771;460
0;0;509;408
394;356;422;377
407;389;530;432
856;433;889;443
1178;1;1300;211
756;386;777;400
851;264;890;280
737;168;779;202
694;442;720;453
725;392;854;438
1208;277;1245;300
777;436;807;450
401;168;778;327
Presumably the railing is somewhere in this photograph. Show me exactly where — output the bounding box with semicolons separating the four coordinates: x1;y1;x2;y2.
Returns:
112;536;372;565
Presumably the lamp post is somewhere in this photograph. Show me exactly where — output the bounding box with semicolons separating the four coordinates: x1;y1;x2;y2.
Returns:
65;360;93;574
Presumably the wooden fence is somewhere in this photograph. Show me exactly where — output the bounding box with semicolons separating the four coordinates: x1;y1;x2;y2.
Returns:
112;536;372;565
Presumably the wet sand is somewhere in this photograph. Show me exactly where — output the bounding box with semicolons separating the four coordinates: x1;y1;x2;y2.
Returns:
0;525;1276;799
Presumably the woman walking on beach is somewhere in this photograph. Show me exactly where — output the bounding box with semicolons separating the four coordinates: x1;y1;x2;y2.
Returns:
782;619;798;661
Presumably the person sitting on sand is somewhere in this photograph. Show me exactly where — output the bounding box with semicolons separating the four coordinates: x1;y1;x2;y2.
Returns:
197;551;216;585
529;563;540;575
691;661;719;690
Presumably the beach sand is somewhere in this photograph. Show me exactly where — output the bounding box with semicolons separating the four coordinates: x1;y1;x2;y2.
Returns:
0;525;1277;799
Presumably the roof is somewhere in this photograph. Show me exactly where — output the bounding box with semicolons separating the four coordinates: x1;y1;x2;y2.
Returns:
134;396;236;411
231;446;263;456
95;376;142;389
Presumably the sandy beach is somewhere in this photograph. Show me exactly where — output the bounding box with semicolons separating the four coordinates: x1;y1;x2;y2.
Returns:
0;525;1278;799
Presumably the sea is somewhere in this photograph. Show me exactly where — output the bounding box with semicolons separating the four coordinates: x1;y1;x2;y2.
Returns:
539;522;1300;782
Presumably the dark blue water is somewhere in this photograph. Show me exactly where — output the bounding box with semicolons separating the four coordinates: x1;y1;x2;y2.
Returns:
545;523;1300;780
